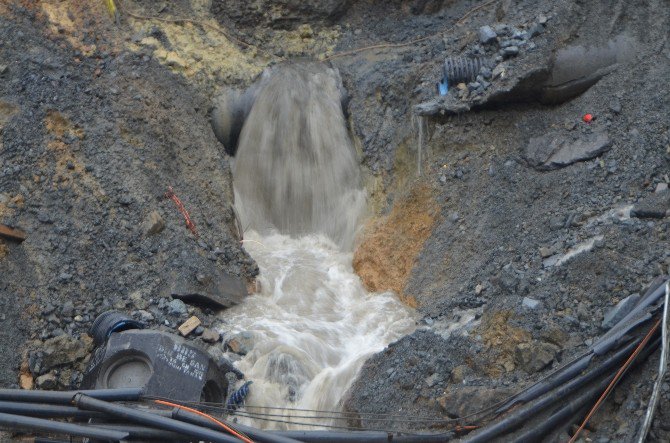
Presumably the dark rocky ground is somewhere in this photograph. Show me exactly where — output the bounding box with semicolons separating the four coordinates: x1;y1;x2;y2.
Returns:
1;0;669;441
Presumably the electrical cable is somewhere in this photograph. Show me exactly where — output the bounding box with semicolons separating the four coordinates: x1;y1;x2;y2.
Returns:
568;319;661;443
637;281;670;443
154;399;254;443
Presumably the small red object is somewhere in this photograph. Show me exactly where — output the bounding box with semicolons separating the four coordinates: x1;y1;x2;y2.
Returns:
582;113;593;123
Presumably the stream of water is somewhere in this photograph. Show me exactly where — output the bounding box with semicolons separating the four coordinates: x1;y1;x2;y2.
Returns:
218;63;416;429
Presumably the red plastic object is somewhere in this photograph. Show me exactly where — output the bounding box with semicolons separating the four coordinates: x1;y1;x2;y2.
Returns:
582;113;593;123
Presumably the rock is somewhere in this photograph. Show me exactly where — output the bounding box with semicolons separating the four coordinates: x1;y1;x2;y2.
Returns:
19;372;33;390
202;328;221;343
524;130;612;170
167;299;188;316
515;341;559;373
129;290;149;310
142;211;165;236
501;46;519;58
630;192;669;219
609;100;622;114
35;373;57;390
522;297;541;310
226;331;254;355
492;65;505;79
656;183;669;194
171;271;247;310
529;23;544;38
41;335;93;370
539;246;552;258
137;310;154;322
602;293;641;329
437;386;516;418
478;26;497;44
60;301;74;317
450;364;469;384
178;316;201;336
425;373;440;387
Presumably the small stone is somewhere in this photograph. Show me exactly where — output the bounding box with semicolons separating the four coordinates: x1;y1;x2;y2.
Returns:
167;299;187;316
19;372;34;390
529;23;544;38
194;326;205;336
492;65;505;79
202;328;221;343
479;67;492;79
129;290;149;310
539;247;552;258
538;14;548;25
178;316;201;336
35;373;57;390
522;297;541;310
142;211;165;236
478;25;497;44
226;331;254;355
60;301;74;317
655;183;668;194
37;212;53;224
609;100;622;115
137;310;154;322
475;284;484;295
515;341;559;373
425;373;440;387
501;46;519;57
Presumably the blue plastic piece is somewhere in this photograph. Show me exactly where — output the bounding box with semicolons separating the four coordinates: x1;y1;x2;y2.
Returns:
437;77;449;95
226;381;252;411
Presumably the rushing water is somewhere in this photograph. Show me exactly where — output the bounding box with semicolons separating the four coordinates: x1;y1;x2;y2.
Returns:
219;62;416;429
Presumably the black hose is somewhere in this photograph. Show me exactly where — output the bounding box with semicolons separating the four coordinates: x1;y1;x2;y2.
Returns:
0;401;107;420
509;335;662;443
82;423;188;440
74;393;241;443
462;335;650;443
0;412;128;441
0;388;142;405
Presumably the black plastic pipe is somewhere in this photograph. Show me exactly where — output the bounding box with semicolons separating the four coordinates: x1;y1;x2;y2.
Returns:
0;400;107;420
510;334;663;443
0;388;142;405
0;412;128;441
83;423;187;440
74;393;241;443
462;335;652;443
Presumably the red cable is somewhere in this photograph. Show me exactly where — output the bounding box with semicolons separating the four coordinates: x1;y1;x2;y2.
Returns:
165;186;199;238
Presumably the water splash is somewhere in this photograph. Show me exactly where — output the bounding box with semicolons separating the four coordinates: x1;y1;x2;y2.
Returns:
232;62;366;251
220;63;416;429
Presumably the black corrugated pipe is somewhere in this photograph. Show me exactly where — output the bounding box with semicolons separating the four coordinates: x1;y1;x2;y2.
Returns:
74;393;241;443
0;388;142;405
462;334;654;443
0;412;128;441
0;401;107;420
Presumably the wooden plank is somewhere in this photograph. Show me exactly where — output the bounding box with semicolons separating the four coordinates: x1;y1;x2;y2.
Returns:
178;316;201;337
0;224;26;242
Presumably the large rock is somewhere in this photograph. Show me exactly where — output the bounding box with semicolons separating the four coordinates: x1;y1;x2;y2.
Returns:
41;334;93;371
524;130;612;170
170;269;247;310
437;386;516;418
515;341;560;373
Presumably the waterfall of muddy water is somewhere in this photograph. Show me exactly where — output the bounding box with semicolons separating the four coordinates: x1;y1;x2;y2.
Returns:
221;63;417;429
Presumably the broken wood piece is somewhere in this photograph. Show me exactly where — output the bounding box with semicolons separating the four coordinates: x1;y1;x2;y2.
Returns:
0;224;26;242
178;316;201;336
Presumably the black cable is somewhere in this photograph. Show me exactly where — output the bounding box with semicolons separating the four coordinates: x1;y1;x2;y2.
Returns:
74;393;241;443
0;412;129;441
0;400;107;420
462;333;654;443
0;388;142;405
